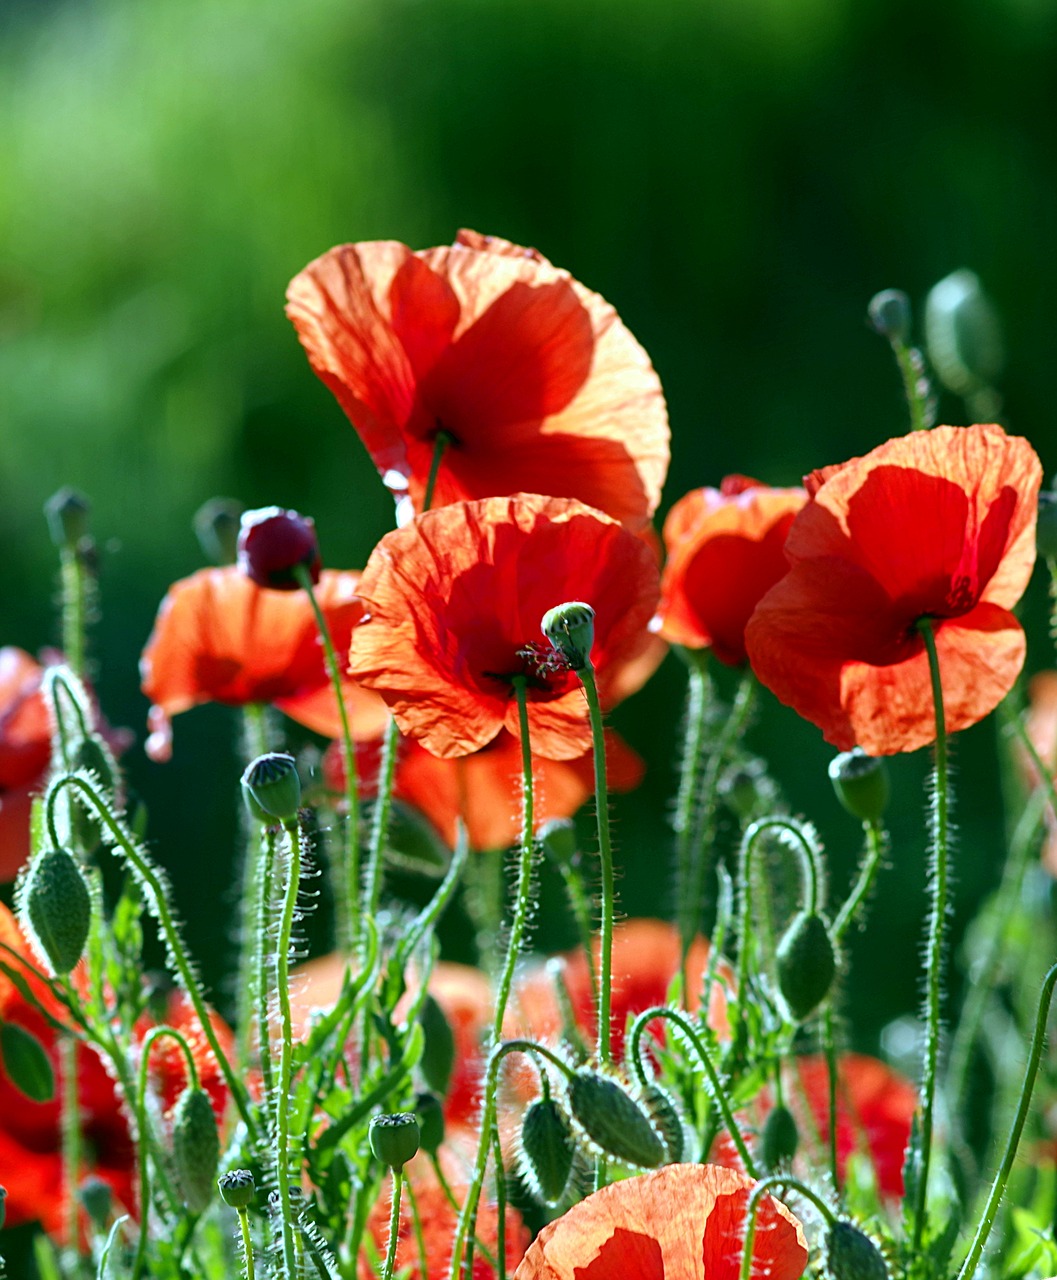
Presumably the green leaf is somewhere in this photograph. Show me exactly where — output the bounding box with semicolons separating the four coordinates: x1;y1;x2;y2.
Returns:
0;1020;55;1102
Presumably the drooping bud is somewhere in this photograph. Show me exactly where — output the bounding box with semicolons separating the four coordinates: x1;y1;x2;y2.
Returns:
0;1021;55;1103
237;506;321;591
541;601;596;671
538;818;578;865
640;1083;686;1163
418;994;455;1098
193;497;244;565
414;1091;445;1155
867;289;912;345
828;748;888;824
79;1175;113;1227
241;752;301;824
567;1072;664;1168
925;268;1005;397
44;487;92;547
776;911;837;1022
171;1087;220;1214
826;1221;890;1280
21;847;92;975
520;1097;575;1205
760;1104;799;1170
218;1168;256;1210
369;1112;421;1170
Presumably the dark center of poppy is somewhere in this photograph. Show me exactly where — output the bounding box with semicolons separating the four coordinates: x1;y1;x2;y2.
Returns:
483;641;580;695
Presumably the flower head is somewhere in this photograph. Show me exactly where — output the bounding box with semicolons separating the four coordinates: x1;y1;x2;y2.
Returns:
236;506;321;590
286;229;669;529
349;494;664;760
654;476;807;665
745;424;1041;754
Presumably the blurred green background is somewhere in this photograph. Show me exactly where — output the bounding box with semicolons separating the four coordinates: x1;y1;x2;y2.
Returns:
3;0;1057;1089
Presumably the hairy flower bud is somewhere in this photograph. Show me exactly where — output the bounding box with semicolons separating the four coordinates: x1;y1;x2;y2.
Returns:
172;1087;220;1214
414;1091;445;1155
241;752;301;824
541;601;596;670
776;911;837;1022
867;289;911;345
79;1175;113;1227
44;487;92;548
826;1221;889;1280
218;1169;256;1210
194;497;244;566
760;1104;799;1170
567;1072;664;1168
639;1083;686;1163
520;1096;575;1205
828;748;888;824
418;993;455;1098
237;506;321;591
21;847;92;975
369;1112;421;1170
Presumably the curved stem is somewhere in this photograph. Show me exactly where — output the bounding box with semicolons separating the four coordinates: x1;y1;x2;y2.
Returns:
831;820;887;944
273;817;304;1278
737;817;823;987
738;1175;836;1280
578;663;614;1065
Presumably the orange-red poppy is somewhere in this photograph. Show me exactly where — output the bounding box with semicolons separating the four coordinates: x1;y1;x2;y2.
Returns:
286;229;669;530
745;425;1041;755
322;727;644;851
0;647;52;881
349;495;663;760
511;1162;808;1280
654;476;807;665
140;565;388;760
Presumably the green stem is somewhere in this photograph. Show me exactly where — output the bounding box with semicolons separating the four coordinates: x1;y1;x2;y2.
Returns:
674;653;710;971
893;340;931;433
913;617;949;1253
379;1168;404;1280
364;718;400;922
738;1176;836;1280
831;820;887;944
256;826;277;1112
404;1179;429;1280
422;431;451;512
578;663;614;1065
956;962;1057;1280
60;547;89;679
737;817;823;987
822;1005;839;1191
237;704;270;1069
60;1034;81;1252
274;817;305;1278
237;1208;257;1280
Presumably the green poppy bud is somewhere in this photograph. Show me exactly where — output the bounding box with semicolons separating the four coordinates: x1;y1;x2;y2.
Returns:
776;911;837;1022
418;994;455;1098
640;1083;686;1163
44;487;91;548
414;1091;445;1156
241;752;301;824
218;1168;256;1210
21;847;92;975
538;818;578;865
171;1087;220;1214
826;1221;889;1280
540;601;595;670
925;268;1004;397
867;289;911;345
0;1021;55;1103
79;1175;112;1227
760;1104;799;1170
70;735;119;851
567;1072;664;1168
369;1112;421;1170
194;497;244;566
828;748;888;824
520;1097;575;1205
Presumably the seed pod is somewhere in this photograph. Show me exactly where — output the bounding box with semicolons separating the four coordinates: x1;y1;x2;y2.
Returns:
418;994;455;1098
171;1087;220;1214
241;752;301;824
218;1168;256;1210
237;506;321;591
540;601;595;670
520;1097;575;1205
44;487;91;547
0;1021;55;1103
640;1083;686;1163
760;1104;799;1170
414;1091;445;1155
79;1175;113;1227
828;748;888;824
776;911;836;1022
567;1072;664;1168
369;1112;421;1170
22;847;92;975
826;1221;889;1280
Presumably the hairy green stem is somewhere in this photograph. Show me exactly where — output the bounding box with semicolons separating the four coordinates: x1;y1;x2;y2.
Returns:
674;653;710;973
60;1034;81;1253
364;718;400;922
237;1207;257;1280
737;817;823;987
738;1175;836;1280
379;1168;404;1280
578;663;615;1064
831;820;887;944
236;703;270;1069
274;817;305;1277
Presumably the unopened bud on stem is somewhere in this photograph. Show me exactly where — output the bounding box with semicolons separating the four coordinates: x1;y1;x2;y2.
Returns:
541;602;595;670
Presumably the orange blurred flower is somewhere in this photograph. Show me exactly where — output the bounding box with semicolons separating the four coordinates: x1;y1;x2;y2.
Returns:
654;476;807;665
349;494;663;761
745;425;1041;755
286;229;669;530
0;647;52;881
511;1162;808;1280
140;565;388;760
322;727;644;851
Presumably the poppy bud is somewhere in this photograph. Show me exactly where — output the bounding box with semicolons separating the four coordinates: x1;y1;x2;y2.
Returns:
0;1021;55;1103
541;601;595;671
241;752;301;824
369;1112;421;1170
867;289;911;345
237;506;322;591
925;268;1004;396
44;487;91;547
21;847;92;975
538;818;578;865
760;1104;799;1170
567;1072;665;1168
826;1221;889;1280
520;1097;575;1205
776;911;837;1022
79;1175;112;1227
171;1087;220;1214
218;1168;256;1210
414;1091;445;1155
640;1083;686;1163
418;993;455;1098
1037;491;1057;561
194;497;244;565
828;748;888;824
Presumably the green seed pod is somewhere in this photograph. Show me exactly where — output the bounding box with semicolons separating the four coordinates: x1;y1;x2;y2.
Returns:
418;994;455;1098
44;487;91;547
537;818;578;865
867;289;911;345
567;1072;664;1168
826;1221;889;1280
171;1087;220;1214
70;735;118;850
0;1021;55;1103
760;1104;799;1170
639;1083;686;1163
241;752;301;824
520;1097;575;1205
828;748;888;824
925;268;1004;397
194;497;244;566
369;1112;421;1170
218;1168;256;1210
79;1175;112;1227
540;601;595;670
22;847;92;975
414;1091;445;1156
776;911;837;1022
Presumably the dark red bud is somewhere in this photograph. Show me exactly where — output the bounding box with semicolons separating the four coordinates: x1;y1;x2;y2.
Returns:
237;506;321;591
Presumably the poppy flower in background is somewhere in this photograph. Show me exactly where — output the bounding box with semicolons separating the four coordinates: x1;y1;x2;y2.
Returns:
511;1162;808;1280
322;727;644;852
654;476;807;665
349;494;664;760
745;424;1041;755
140;565;388;761
0;647;52;881
1020;671;1057;875
286;229;669;530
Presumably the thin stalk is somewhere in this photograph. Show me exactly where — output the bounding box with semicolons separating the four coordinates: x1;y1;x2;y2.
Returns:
60;1034;81;1252
379;1169;404;1280
822;1005;839;1191
273;817;305;1278
423;431;451;511
404;1179;429;1280
831;820;887;944
738;1175;836;1280
893;340;931;433
364;718;400;922
60;547;89;679
256;826;277;1109
674;652;710;972
737;817;823;988
236;1208;257;1280
237;703;270;1068
578;662;614;1065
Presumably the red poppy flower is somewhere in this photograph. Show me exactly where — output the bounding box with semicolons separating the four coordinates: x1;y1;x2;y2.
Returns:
654;477;807;665
0;648;52;881
512;1163;808;1280
286;229;669;530
745;425;1041;755
323;727;644;851
349;494;664;760
140;565;388;760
